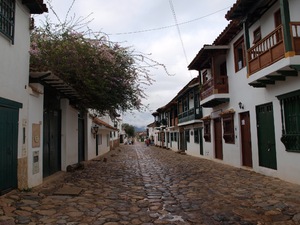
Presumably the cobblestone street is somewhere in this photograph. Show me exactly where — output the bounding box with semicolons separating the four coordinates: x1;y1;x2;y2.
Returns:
1;143;300;225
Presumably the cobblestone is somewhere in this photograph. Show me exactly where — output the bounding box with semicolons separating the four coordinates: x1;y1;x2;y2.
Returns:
1;143;300;224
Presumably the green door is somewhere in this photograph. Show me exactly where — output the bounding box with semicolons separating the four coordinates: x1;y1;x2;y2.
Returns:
43;109;61;177
256;103;277;170
43;88;61;178
0;98;22;195
78;112;85;162
199;128;204;155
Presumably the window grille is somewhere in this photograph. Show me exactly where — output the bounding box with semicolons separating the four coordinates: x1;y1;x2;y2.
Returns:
0;0;15;43
278;90;300;152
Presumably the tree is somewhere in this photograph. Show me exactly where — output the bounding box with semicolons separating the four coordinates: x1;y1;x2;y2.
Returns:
122;123;135;137
29;16;169;115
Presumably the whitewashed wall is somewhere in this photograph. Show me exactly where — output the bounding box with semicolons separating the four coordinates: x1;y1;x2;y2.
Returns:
201;0;300;185
27;84;44;188
0;1;31;160
98;130;110;155
60;99;78;170
86;115;97;160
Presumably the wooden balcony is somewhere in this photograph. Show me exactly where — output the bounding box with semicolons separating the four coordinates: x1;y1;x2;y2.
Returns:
200;76;229;100
248;23;300;75
200;76;229;107
178;107;202;124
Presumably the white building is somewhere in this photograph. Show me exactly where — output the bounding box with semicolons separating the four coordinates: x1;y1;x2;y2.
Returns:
0;1;122;194
0;0;48;194
188;0;300;185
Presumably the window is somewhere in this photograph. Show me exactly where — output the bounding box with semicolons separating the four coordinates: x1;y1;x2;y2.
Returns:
171;132;174;141
277;90;300;152
0;0;15;42
178;100;183;114
160;132;165;142
185;129;190;142
202;69;208;83
234;37;246;72
203;119;211;142
253;27;261;44
107;134;109;147
194;128;199;143
222;114;235;144
183;96;188;112
98;134;102;145
274;9;282;42
274;9;282;28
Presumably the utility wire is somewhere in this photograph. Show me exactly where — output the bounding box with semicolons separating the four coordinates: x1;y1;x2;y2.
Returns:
169;0;192;79
106;6;231;36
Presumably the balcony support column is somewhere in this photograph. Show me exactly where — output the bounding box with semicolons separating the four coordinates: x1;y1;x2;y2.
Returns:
243;18;251;76
280;0;294;56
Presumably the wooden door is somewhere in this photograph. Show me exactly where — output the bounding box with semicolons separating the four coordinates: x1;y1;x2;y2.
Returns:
179;130;184;151
256;103;277;170
240;112;252;167
214;118;223;160
0;105;19;194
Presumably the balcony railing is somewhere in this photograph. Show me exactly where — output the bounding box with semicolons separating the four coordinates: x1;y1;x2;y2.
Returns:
248;22;300;75
200;76;228;100
178;107;202;124
248;25;284;75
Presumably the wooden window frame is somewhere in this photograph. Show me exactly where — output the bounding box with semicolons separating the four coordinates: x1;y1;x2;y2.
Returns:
234;36;246;72
274;9;282;28
253;27;261;44
203;120;211;142
222;114;235;144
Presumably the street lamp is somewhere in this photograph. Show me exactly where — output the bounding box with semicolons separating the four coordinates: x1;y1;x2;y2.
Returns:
91;124;99;138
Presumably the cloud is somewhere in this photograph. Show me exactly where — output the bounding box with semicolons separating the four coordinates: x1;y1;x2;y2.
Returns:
36;0;237;128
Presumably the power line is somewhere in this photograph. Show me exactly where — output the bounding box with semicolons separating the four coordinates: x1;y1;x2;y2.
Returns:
168;0;192;79
107;6;231;36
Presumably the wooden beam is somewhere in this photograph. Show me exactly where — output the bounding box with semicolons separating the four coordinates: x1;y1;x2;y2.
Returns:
266;75;286;81
278;70;298;76
257;79;275;85
249;83;266;88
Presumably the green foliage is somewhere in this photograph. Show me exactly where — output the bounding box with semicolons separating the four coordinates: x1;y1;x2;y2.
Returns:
122;123;135;137
29;22;160;114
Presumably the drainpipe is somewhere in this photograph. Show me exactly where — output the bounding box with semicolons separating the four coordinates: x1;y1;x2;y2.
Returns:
280;0;294;57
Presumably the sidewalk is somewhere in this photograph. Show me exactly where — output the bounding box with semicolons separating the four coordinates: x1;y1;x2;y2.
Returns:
0;143;300;224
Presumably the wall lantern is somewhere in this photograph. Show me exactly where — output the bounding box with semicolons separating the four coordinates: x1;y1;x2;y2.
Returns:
238;102;244;110
91;124;99;138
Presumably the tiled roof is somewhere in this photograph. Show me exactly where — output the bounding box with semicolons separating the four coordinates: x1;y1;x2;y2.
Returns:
225;0;277;22
93;118;118;131
22;0;48;14
213;20;242;45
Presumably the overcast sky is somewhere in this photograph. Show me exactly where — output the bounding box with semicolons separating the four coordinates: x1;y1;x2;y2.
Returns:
35;0;236;128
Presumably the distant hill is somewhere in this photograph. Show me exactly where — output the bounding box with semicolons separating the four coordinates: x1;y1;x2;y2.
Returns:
134;126;146;132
